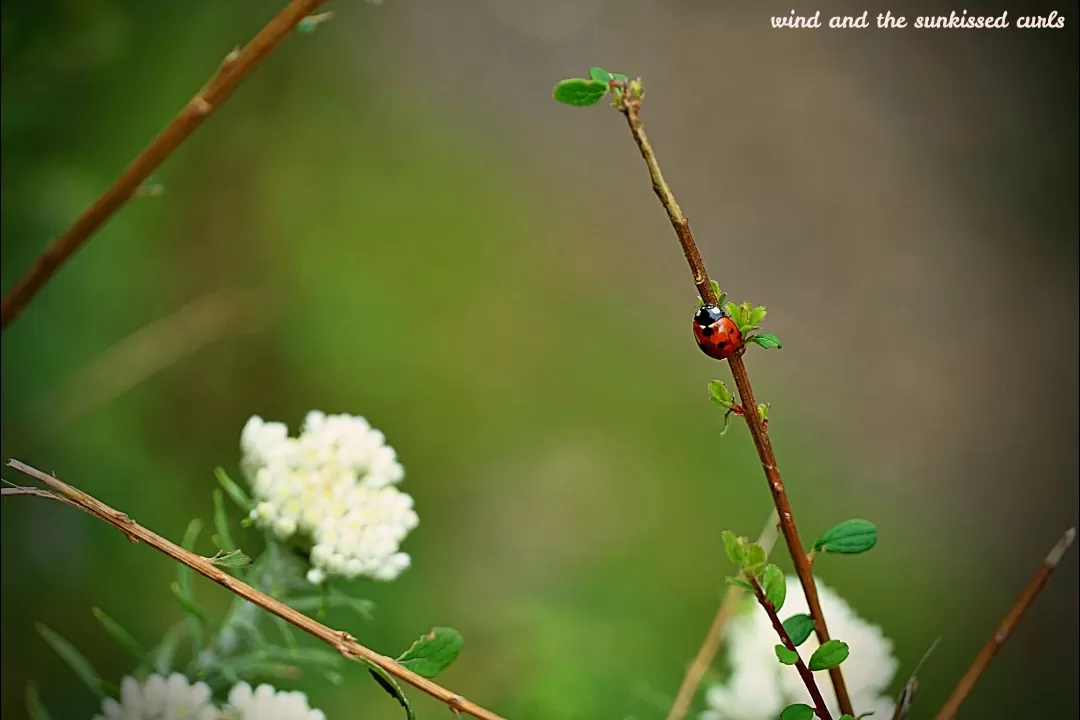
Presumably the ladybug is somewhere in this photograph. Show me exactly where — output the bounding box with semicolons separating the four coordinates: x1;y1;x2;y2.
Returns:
693;304;743;360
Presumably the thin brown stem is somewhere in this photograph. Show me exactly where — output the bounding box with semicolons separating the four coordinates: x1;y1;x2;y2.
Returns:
747;577;832;720
934;527;1076;720
615;87;854;715
0;0;327;331
665;509;780;720
4;459;506;720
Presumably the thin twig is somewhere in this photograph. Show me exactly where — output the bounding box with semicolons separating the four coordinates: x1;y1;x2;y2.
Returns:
614;84;854;715
0;0;328;331
4;459;506;720
747;576;832;720
934;527;1076;720
665;509;780;720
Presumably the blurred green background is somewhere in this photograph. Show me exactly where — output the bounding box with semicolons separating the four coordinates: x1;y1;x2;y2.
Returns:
2;0;1077;718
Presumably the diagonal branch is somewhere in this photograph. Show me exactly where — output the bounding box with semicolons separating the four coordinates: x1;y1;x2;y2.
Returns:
934;527;1076;720
0;0;328;331
3;459;506;720
665;509;780;720
614;84;855;715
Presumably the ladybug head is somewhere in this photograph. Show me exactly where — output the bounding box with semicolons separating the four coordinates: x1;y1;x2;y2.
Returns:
694;303;726;328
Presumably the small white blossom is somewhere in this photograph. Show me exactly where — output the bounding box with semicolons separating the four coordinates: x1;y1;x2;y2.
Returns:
222;682;326;720
92;674;216;720
240;411;418;583
701;575;898;720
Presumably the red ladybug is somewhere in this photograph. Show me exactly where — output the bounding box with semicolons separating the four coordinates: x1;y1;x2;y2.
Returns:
693;304;743;360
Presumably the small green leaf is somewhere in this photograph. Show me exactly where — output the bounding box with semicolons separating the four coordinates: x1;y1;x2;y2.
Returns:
36;623;105;699
397;627;464;679
612;72;629;84
780;704;815;720
92;607;146;663
774;645;799;665
209;549;252;569
177;519;207;654
698;280;726;307
758;403;770;421
724;301;739;319
750;333;783;350
171;582;215;627
589;66;612;85
212;489;237;552
809;640;850;671
725;576;752;591
553;78;608;106
814;519;878;554
708;380;734;409
749;305;768;326
215;468;253;512
719;409;734;437
782;614;815;647
744;542;767;576
721;530;748;566
761;564;786;611
365;661;415;720
738;301;753;328
25;683;54;720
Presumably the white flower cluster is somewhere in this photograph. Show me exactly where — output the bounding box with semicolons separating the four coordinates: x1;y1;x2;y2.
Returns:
702;575;898;720
240;411;418;584
93;675;324;720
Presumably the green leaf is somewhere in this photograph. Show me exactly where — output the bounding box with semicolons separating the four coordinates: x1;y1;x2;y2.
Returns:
215;467;253;512
750;333;783;350
25;683;54;720
782;614;815;647
92;607;146;663
177;519;208;653
723;301;739;319
36;623;105;699
749;305;768;326
757;403;770;421
744;542;767;576
612;72;629;84
209;549;252;569
396;627;464;679
774;645;799;665
780;704;815;720
151;623;186;675
365;661;415;720
814;519;878;554
724;576;752;591
708;380;734;409
721;530;748;567
761;565;786;611
171;582;215;627
212;489;237;552
738;301;753;328
589;66;612;85
698;280;726;307
809;640;850;671
840;716;858;720
552;78;608;106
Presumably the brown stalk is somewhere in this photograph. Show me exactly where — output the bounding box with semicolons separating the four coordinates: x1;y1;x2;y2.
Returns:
3;459;506;720
0;0;328;331
614;85;854;715
934;527;1076;720
665;509;780;720
747;576;832;720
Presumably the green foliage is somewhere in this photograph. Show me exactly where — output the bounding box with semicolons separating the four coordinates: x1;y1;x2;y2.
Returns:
781;704;815;720
758;403;770;421
774;644;799;665
396;627;464;679
721;530;749;566
743;543;767;576
208;549;253;569
809;639;850;671
212;489;237;551
782;614;815;647
92;607;146;664
24;683;54;720
708;380;735;409
364;661;415;720
215;468;253;513
748;333;783;350
36;623;106;699
151;623;187;675
760;564;786;610
552;79;608;107
724;576;752;591
697;280;727;307
814;519;878;554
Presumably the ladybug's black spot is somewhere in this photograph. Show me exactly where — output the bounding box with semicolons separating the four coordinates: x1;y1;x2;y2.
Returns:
700;326;715;337
694;304;724;327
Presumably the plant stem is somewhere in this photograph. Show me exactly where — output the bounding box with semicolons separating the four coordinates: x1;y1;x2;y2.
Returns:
615;86;854;716
665;509;780;720
3;459;506;720
0;0;328;331
934;527;1077;720
747;577;832;720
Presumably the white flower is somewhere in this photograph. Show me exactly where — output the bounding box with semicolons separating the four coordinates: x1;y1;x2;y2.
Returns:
240;411;418;583
701;575;898;720
92;673;216;720
222;682;325;720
